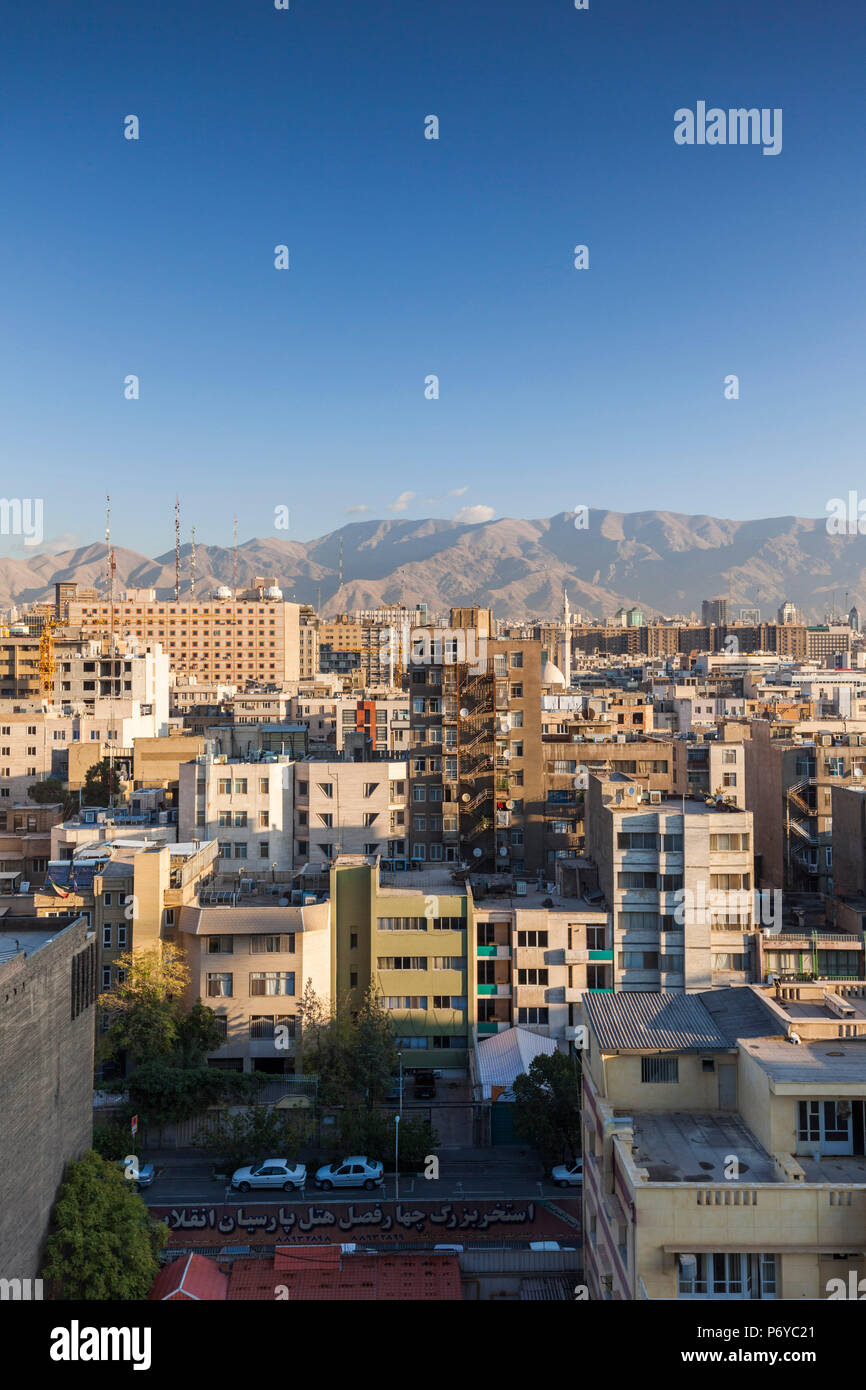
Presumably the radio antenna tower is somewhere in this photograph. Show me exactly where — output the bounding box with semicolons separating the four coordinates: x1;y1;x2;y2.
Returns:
105;493;117;809
339;535;343;591
190;526;196;599
174;497;181;602
232;515;238;594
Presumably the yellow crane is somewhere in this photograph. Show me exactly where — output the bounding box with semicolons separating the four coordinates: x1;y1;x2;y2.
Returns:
39;618;60;696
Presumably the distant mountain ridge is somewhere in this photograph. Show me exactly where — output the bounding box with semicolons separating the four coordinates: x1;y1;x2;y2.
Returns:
2;511;863;623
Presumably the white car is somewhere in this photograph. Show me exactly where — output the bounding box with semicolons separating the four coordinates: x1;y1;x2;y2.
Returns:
231;1158;306;1192
551;1161;583;1188
314;1157;384;1191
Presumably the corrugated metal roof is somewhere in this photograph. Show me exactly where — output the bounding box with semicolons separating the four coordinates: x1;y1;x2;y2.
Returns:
583;992;730;1053
476;1026;558;1089
700;987;784;1042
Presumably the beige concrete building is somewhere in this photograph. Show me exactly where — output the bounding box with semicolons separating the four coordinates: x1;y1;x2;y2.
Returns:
179;754;295;878
585;773;758;992
295;761;408;867
177;899;331;1074
67;583;301;687
582;986;866;1300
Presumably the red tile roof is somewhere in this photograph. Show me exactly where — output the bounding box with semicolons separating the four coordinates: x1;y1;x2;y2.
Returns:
228;1251;460;1301
148;1252;229;1302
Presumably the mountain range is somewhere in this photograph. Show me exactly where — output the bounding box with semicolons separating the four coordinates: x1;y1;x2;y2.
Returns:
2;511;864;623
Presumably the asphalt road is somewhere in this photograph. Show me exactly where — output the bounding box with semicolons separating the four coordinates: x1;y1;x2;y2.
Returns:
140;1157;582;1207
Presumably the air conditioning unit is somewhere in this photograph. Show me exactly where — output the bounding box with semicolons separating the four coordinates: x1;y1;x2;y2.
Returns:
649;790;662;804
515;881;527;896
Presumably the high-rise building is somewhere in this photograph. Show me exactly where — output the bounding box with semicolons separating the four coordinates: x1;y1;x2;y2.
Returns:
701;597;729;627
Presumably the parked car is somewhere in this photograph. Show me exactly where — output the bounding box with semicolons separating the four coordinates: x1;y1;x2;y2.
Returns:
551;1160;583;1188
231;1159;307;1192
314;1157;384;1191
116;1160;155;1190
412;1069;437;1099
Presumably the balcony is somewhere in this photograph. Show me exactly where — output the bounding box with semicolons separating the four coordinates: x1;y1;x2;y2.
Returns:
477;1020;511;1035
564;947;589;965
477;944;510;958
588;949;613;962
477;982;512;998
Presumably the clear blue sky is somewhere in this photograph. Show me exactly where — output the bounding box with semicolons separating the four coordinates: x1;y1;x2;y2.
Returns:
0;0;864;556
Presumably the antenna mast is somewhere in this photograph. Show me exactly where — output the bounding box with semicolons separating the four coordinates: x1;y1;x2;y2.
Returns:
190;526;196;600
105;493;117;809
232;515;238;594
175;497;181;602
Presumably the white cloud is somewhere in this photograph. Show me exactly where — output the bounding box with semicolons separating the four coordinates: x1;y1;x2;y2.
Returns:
388;491;416;513
450;486;469;496
453;504;495;525
345;504;369;514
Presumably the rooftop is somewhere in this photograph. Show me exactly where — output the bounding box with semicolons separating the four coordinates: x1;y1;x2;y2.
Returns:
741;1036;866;1086
584;991;732;1053
630;1111;776;1184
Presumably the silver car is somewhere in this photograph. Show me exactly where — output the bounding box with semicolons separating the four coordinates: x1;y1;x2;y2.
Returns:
314;1157;384;1191
231;1158;307;1192
551;1160;583;1188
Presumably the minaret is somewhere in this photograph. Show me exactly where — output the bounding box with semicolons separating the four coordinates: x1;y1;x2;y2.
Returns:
561;589;572;688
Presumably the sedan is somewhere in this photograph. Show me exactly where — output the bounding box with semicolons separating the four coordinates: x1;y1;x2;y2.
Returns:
551;1161;583;1188
314;1157;384;1191
231;1159;307;1192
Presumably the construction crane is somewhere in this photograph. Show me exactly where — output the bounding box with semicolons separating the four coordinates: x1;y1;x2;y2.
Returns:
38;618;60;696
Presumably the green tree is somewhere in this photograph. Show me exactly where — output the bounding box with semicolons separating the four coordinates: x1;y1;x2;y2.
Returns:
82;757;123;807
196;1105;312;1174
27;777;76;817
41;1150;168;1300
99;946;252;1123
298;982;397;1109
512;1050;582;1166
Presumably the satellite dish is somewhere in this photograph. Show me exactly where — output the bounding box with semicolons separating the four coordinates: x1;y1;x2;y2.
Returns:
278;897;289;907
505;800;514;809
499;847;508;857
626;786;636;796
459;708;469;718
855;768;863;779
473;848;482;858
461;792;470;802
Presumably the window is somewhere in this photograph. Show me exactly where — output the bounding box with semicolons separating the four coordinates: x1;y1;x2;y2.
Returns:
250;971;296;996
678;1253;776;1300
518;968;549;985
517;1007;548;1024
619;950;659;970
516;930;548;948
233;778;247;794
350;931;358;948
710;873;749;890
510;651;523;668
618;831;656;849
432;1035;466;1049
250;934;295;954
102;925;112;948
380;995;427;1009
432;956;462;970
510;683;523;699
234;843;247;859
618;871;657;889
641;1057;678;1083
207;973;233;997
710;833;749;852
377;957;427;970
712;953;749;971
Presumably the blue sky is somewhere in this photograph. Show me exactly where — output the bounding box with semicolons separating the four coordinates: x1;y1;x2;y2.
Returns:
0;0;864;556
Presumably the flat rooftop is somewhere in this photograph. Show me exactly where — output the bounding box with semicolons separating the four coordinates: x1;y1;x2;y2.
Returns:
741;1036;866;1085
630;1111;777;1184
0;914;84;961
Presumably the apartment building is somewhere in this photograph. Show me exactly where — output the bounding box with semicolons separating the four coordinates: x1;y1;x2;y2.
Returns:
0;911;96;1279
298;605;319;680
337;693;410;759
179;754;295;878
178;899;331;1074
330;858;471;1074
671;730;747;807
744;719;866;894
581;986;866;1300
0;801;63;889
32;840;218;1013
66;581;301;686
53;638;169;725
408;613;543;877
295;761;408;868
585;773;757;993
472;881;610;1041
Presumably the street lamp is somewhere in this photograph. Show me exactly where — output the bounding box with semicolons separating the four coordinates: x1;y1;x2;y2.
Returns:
394;1114;400;1204
397;1049;403;1118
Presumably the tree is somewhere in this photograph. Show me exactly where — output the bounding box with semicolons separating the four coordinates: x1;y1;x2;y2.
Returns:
27;777;75;817
512;1050;582;1166
41;1150;168;1300
298;981;397;1108
99;946;253;1123
196;1105;312;1174
82;757;123;807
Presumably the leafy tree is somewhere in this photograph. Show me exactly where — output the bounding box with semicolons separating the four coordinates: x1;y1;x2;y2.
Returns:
92;1119;139;1162
26;777;76;817
41;1150;168;1300
82;757;123;807
196;1105;312;1174
512;1050;582;1166
99;946;252;1123
298;982;397;1108
329;1109;438;1169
